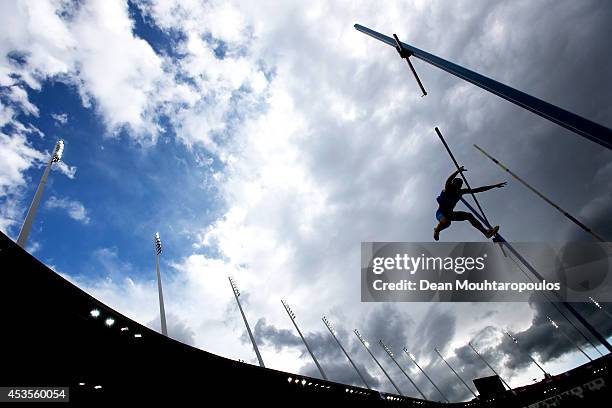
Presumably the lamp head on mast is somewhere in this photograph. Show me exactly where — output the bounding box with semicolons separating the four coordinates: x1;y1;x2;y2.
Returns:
154;232;162;255
322;316;337;336
229;277;240;297
379;340;393;357
281;299;296;320
52;140;64;162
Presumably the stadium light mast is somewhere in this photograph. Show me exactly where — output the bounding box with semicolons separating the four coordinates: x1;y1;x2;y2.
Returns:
229;277;265;368
590;296;612;320
546;316;592;362
322;316;370;389
503;330;549;377
434;347;478;399
17;140;64;248
353;329;404;395
154;232;168;336
353;331;402;395
378;339;424;399
403;348;449;402
281;299;327;380
467;342;512;391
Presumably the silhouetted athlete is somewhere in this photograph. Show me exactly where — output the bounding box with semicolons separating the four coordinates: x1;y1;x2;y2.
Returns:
434;166;506;241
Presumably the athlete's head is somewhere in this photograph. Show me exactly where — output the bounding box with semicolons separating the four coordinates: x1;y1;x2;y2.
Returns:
452;178;463;189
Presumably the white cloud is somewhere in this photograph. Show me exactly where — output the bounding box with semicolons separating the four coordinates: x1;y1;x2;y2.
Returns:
0;0;271;147
45;195;90;224
0;130;45;233
0;131;44;196
51;112;68;125
2;0;609;398
53;160;77;179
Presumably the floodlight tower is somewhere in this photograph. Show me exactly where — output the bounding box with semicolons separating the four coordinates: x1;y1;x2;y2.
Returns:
467;342;512;391
503;329;549;377
590;296;612;320
546;316;592;362
322;316;370;389
281;299;327;380
352;330;402;395
229;277;265;367
17;140;64;248
154;232;168;336
434;347;478;399
378;339;424;399
403;348;449;402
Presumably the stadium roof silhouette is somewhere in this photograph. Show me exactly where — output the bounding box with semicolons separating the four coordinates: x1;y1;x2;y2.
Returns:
1;231;609;405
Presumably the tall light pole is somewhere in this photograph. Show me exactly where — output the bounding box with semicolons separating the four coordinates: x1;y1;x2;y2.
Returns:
353;331;402;395
503;329;548;377
281;299;327;380
17;140;64;248
322;316;370;389
378;339;424;399
403;348;449;402
229;277;264;367
546;316;592;362
590;296;612;321
434;347;478;399
467;342;512;391
154;232;168;336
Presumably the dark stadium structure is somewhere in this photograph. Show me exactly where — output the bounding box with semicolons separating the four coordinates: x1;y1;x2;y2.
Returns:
1;230;610;405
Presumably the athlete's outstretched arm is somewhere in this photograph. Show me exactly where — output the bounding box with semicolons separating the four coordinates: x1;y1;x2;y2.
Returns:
464;182;507;194
445;166;466;190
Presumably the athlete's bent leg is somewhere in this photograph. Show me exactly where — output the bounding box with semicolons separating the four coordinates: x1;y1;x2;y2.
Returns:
452;211;489;236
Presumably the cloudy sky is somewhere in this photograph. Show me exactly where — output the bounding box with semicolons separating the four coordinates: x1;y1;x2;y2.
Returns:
1;0;611;402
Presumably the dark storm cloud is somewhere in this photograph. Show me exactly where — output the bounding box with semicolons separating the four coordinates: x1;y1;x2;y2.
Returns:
225;0;611;400
411;306;456;359
251;316;384;386
252;317;303;351
499;300;612;369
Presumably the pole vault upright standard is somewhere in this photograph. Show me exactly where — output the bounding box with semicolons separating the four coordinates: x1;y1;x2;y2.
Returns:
354;24;612;150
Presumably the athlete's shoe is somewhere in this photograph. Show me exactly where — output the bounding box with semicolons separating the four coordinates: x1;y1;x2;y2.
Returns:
433;228;440;241
486;225;500;238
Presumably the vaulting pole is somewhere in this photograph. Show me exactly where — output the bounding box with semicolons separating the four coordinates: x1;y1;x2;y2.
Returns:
435;127;489;224
460;197;612;353
354;24;612;150
474;144;606;242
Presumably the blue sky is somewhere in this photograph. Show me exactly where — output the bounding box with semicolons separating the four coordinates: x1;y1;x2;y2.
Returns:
1;0;611;401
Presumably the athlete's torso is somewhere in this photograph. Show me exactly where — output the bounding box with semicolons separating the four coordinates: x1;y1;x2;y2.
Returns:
436;188;462;213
